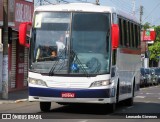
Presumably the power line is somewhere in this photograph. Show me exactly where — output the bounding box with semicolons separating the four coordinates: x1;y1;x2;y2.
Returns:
142;1;160;22
152;18;160;24
110;0;132;14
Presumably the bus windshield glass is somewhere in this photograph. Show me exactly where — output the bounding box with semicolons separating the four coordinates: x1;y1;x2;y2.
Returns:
29;12;111;76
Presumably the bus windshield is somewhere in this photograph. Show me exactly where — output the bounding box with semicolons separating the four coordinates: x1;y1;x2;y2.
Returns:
29;12;111;76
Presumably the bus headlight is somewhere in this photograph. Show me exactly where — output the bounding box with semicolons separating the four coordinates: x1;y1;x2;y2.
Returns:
90;80;112;87
29;78;47;86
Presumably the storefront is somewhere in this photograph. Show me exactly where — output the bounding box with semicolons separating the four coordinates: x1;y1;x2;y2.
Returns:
0;0;34;92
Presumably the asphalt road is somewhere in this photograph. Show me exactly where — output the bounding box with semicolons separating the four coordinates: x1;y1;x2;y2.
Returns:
0;85;160;121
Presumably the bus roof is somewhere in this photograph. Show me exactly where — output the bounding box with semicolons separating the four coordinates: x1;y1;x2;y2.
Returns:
35;3;139;23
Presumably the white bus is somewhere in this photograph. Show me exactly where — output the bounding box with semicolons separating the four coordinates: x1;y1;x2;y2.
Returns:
19;3;141;112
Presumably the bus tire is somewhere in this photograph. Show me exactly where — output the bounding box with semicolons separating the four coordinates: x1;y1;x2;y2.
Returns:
125;81;135;106
125;97;133;106
116;81;119;104
109;103;116;113
40;102;51;112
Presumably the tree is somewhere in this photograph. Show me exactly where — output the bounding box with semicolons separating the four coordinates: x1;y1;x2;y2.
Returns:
143;22;151;30
148;26;160;62
142;22;160;64
149;41;160;61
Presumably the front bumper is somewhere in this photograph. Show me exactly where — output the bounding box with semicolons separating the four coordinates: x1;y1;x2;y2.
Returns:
29;87;116;104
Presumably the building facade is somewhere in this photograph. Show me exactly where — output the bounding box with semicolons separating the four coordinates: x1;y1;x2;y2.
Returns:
0;0;34;92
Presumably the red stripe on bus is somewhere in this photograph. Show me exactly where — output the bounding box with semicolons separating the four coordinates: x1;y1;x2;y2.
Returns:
120;48;141;55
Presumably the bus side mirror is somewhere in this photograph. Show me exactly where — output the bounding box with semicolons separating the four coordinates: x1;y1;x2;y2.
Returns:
111;24;119;49
19;22;32;48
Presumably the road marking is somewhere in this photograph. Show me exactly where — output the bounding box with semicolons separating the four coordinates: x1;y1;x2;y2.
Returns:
140;88;147;90
158;98;160;100
78;120;88;122
146;93;160;95
145;101;151;103
127;106;133;109
139;93;144;94
146;93;154;95
135;96;145;98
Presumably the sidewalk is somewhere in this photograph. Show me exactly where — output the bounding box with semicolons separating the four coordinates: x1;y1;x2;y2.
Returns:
0;89;28;104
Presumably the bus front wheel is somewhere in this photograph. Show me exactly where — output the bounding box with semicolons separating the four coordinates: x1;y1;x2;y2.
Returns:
109;103;116;113
40;102;51;112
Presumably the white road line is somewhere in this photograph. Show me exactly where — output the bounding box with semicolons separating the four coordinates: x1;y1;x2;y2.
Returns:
146;93;154;95
135;96;146;98
78;120;88;122
145;101;151;103
146;93;160;95
139;93;144;94
158;98;160;100
127;106;133;109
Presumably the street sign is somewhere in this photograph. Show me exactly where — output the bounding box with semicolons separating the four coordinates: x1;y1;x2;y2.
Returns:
143;29;156;41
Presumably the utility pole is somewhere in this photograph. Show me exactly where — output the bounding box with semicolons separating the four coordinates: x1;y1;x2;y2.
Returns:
2;0;8;99
140;5;143;25
132;0;135;16
96;0;99;5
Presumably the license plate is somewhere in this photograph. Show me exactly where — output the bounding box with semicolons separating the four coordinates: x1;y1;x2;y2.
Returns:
61;92;75;98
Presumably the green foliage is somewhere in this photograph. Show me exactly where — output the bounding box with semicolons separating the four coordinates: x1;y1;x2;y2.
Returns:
143;22;151;30
154;26;160;41
149;41;160;61
147;24;160;61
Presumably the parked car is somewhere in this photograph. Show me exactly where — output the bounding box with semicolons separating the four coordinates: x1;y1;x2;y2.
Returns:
150;68;158;85
140;68;150;87
153;68;160;84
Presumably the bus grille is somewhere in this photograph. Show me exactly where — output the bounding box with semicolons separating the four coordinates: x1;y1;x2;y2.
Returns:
46;81;90;88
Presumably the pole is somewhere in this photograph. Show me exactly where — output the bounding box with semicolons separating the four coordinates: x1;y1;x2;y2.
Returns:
132;0;135;16
140;5;143;25
96;0;99;5
2;0;8;99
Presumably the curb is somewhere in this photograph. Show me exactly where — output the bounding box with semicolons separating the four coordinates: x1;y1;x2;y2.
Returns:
0;100;15;104
0;99;28;104
15;99;28;103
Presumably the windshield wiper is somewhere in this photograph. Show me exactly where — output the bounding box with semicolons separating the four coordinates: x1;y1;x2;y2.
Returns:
49;49;89;77
49;47;67;76
69;49;89;77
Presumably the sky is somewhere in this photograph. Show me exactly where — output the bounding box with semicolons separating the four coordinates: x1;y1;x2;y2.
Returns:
34;0;160;26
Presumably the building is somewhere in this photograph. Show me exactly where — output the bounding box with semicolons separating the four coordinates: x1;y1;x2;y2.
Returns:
0;0;34;92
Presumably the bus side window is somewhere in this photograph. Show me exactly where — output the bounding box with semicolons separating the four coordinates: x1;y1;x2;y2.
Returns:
118;18;123;46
